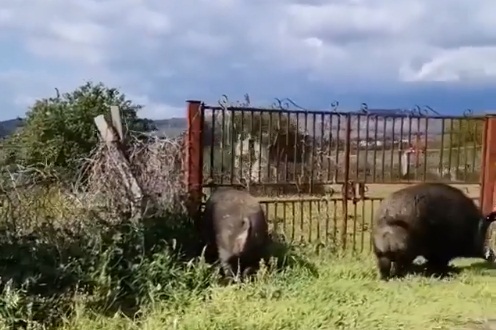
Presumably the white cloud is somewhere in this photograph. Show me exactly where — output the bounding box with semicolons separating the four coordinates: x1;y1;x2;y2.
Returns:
400;47;496;82
1;0;496;120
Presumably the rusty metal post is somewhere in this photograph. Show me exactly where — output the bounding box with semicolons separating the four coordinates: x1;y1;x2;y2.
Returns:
481;115;496;214
184;100;204;225
341;114;352;250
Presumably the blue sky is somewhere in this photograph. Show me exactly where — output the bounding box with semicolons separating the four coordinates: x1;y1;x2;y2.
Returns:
1;0;496;121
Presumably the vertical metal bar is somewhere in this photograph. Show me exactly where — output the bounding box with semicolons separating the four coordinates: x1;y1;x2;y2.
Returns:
291;201;296;241
274;201;279;238
258;111;263;185
249;110;254;185
399;117;405;179
230;109;235;185
335;115;341;182
365;115;370;182
356;114;361;181
390;117;395;182
309;200;313;242
353;201;357;252
310;113;317;193
370;199;375;251
299;201;304;243
276;111;282;184
285;112;290;185
462;119;468;180
185;100;204;230
325;199;330;245
360;198;366;253
282;200;287;237
480;115;496;214
239;111;245;182
209;109;216;181
372;116;379;182
439;119;445;180
316;200;321;244
221;109;226;184
447;119;454;180
381;117;387;182
456;118;462;181
472;119;478;180
407;116;413;180
342;114;352;250
320;113;325;185
332;200;338;244
267;113;273;184
295;114;299;183
302;113;308;191
415;117;421;180
423;118;429;181
328;114;334;182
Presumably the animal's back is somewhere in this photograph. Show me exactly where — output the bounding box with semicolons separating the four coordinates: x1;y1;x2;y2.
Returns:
207;188;263;226
203;188;267;252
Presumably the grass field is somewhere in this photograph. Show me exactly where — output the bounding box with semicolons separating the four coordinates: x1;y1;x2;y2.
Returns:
56;255;496;330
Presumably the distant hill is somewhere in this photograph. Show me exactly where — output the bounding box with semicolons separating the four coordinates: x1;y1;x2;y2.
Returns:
0;118;24;138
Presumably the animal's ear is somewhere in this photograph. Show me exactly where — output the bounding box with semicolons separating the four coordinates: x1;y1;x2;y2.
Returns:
485;211;496;223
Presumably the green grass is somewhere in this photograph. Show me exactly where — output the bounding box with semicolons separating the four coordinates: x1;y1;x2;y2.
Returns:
54;255;496;330
2;184;495;329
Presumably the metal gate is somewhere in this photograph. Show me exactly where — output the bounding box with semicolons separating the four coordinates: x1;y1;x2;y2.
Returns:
184;96;491;253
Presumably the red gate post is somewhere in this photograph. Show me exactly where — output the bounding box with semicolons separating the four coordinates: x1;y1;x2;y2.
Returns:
184;100;204;227
480;115;496;214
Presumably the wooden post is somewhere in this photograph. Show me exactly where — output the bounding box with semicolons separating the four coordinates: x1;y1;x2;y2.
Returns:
480;115;496;214
94;108;144;222
110;105;124;141
184;100;203;225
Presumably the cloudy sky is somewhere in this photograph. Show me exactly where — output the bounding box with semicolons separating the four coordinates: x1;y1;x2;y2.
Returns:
1;0;496;121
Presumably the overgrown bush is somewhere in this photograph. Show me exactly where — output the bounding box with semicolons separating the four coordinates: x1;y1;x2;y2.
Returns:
0;136;212;328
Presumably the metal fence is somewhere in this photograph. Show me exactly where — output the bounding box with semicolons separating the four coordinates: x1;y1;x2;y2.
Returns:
184;97;493;252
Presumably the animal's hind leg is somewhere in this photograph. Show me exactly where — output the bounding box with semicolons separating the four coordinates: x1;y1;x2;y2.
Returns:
394;256;414;278
425;256;451;276
377;256;392;280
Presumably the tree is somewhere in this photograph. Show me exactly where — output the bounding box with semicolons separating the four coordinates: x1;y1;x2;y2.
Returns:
4;81;156;180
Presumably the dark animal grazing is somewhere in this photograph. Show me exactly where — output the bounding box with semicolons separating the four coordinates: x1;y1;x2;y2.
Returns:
201;188;270;279
372;182;496;280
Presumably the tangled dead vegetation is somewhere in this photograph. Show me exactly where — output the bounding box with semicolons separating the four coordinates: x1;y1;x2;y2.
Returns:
82;134;187;220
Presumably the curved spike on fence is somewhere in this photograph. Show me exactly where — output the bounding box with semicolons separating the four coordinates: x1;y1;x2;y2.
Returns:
271;98;285;110
423;105;441;116
360;103;369;114
218;94;229;109
217;94;251;109
271;97;307;111
464;108;474;117
330;101;339;112
243;93;251;107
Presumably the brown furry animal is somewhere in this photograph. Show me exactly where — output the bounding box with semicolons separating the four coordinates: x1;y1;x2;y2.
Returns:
201;188;270;279
372;182;496;280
